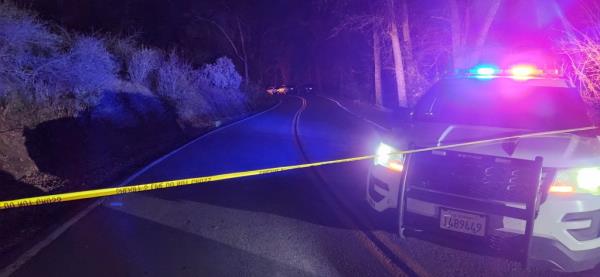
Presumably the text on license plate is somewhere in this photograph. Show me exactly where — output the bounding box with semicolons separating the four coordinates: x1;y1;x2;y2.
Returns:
440;208;486;236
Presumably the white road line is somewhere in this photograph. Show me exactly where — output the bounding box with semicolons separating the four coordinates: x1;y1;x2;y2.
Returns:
0;100;283;277
317;95;390;131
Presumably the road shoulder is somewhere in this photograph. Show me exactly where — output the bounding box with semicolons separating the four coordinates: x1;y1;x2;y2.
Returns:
0;101;283;277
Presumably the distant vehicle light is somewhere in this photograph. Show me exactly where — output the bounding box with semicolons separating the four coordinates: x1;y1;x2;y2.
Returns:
266;87;276;95
375;143;404;172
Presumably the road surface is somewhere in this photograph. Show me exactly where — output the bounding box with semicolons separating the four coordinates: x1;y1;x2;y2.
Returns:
4;95;599;276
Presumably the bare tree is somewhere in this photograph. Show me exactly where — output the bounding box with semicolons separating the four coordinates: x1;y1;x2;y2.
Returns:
449;0;465;68
553;0;600;122
330;6;386;106
389;22;408;107
387;0;408;108
449;0;501;68
372;31;383;106
399;0;430;105
330;0;415;108
196;16;250;87
401;0;413;60
471;0;501;64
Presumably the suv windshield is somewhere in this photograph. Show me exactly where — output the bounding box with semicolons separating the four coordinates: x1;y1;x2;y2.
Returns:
414;78;593;130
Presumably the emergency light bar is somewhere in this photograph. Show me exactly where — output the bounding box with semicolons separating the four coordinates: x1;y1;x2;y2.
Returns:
457;64;561;80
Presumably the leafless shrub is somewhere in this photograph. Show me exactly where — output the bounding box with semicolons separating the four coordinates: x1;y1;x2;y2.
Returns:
157;52;212;127
0;3;59;52
105;34;139;78
0;2;65;126
561;38;600;121
198;57;241;90
58;36;117;108
561;33;600;99
0;2;117;127
197;57;247;117
558;2;600;122
129;47;162;89
0;3;251;129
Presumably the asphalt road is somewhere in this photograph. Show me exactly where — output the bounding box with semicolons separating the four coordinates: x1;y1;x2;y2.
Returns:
5;95;599;276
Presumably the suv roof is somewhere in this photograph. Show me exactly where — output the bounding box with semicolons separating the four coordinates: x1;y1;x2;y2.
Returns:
446;76;572;88
414;77;593;130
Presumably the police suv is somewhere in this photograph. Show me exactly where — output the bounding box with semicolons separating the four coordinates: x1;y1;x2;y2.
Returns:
367;65;600;272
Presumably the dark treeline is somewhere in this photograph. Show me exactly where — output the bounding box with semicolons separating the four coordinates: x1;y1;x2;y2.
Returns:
16;0;600;109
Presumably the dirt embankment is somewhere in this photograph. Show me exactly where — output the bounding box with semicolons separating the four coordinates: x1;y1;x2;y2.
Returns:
0;103;202;263
0;90;275;265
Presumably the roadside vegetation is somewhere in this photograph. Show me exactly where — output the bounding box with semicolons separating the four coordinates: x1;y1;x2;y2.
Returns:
0;2;272;257
0;1;268;184
557;2;600;123
0;2;257;130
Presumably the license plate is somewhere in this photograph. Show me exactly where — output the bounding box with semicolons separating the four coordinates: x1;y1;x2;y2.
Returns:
440;208;486;236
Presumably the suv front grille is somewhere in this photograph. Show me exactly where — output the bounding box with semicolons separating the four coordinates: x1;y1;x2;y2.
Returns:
400;150;544;265
408;151;541;203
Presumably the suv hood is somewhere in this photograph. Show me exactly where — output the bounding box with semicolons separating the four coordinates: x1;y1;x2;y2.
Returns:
394;123;600;168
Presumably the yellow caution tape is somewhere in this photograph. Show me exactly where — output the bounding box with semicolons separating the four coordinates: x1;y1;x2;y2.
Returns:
0;126;596;210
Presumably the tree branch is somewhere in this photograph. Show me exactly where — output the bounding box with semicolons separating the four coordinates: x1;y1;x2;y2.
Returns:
196;16;244;61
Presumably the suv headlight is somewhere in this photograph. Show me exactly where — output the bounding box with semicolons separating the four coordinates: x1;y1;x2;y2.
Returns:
374;142;405;172
550;167;600;195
